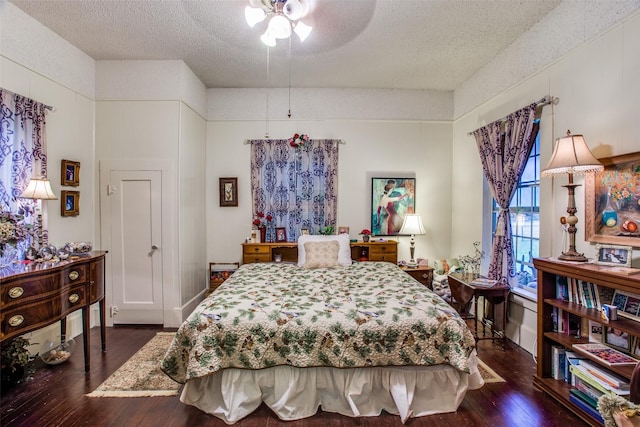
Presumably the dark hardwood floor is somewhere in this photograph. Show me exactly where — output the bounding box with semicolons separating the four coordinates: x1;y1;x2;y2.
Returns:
1;325;587;426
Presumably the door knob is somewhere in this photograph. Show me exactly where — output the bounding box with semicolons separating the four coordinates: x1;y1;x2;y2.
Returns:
151;245;158;250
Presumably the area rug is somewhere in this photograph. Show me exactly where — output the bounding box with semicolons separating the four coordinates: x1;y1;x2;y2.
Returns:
87;332;180;397
477;359;506;383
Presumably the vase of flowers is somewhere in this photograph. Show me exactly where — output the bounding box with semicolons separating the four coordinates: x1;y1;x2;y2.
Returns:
0;212;28;267
252;211;273;243
360;229;372;242
289;133;309;148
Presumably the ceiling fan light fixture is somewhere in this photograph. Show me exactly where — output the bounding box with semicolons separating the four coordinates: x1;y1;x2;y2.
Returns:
283;0;308;21
245;6;266;27
293;21;312;42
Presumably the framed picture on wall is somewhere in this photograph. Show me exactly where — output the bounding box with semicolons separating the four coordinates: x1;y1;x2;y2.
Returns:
61;190;79;216
585;151;640;246
371;177;415;236
61;159;80;186
219;177;238;207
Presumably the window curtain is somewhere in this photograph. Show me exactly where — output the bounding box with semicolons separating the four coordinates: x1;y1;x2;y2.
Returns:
0;88;49;252
250;139;339;241
473;104;539;283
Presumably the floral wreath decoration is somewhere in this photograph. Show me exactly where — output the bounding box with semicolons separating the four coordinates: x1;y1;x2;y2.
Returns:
289;133;309;147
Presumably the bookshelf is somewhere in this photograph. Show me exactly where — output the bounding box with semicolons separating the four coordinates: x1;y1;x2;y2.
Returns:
534;257;640;426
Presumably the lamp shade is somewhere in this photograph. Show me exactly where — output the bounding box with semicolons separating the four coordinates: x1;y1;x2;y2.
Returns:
19;178;58;200
542;133;603;176
399;214;426;236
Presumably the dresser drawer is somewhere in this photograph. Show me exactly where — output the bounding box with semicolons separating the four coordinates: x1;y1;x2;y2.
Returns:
243;244;271;255
62;285;87;316
369;244;397;262
0;297;63;341
243;253;271;264
1;263;87;309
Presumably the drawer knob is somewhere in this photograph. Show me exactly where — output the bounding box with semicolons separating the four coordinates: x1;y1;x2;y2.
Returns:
8;315;24;327
69;270;79;281
69;293;80;303
8;287;24;298
254;247;260;252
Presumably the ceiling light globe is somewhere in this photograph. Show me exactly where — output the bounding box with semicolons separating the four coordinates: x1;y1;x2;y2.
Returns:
245;6;266;27
268;14;292;39
293;21;312;42
260;30;276;47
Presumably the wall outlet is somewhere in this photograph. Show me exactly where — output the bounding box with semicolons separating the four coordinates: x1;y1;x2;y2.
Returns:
110;305;119;317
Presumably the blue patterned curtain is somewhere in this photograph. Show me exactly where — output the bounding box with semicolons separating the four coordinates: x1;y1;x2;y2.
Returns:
250;139;339;241
0;88;49;253
473;104;537;283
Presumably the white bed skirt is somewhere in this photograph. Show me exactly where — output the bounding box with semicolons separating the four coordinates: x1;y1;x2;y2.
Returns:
180;351;483;424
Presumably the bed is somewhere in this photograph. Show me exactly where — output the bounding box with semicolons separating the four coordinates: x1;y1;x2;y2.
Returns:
162;253;482;424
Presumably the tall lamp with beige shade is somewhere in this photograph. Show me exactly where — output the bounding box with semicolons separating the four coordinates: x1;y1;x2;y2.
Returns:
19;177;58;249
541;131;603;262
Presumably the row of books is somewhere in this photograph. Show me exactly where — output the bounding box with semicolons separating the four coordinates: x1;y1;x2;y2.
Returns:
552;345;632;423
556;275;614;311
551;306;582;336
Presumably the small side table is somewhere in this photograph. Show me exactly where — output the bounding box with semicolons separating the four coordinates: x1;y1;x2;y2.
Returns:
400;265;434;289
447;272;510;350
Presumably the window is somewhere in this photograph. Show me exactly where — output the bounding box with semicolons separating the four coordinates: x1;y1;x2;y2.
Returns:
491;123;540;297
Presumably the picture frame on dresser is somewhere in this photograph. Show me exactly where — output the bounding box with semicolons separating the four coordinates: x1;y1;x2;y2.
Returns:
371;177;415;236
61;190;79;216
585;151;640;246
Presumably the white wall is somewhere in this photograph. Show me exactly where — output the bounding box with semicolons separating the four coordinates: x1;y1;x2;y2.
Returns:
206;115;453;266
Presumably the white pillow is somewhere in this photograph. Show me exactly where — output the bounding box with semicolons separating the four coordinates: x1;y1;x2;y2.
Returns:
298;234;351;267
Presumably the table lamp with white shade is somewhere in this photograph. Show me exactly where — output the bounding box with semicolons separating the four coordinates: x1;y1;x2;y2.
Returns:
399;214;426;268
541;131;603;262
19;177;58;249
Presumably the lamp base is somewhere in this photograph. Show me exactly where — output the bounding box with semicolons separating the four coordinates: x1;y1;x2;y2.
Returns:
558;250;588;262
406;260;418;268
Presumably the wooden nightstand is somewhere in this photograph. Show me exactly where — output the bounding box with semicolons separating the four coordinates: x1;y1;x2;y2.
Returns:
400;265;434;289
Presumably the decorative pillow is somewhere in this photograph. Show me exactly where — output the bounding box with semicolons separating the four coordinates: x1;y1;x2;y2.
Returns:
433;258;460;275
303;241;340;268
297;234;351;267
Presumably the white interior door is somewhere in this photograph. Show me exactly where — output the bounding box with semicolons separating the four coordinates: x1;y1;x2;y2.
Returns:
108;170;164;324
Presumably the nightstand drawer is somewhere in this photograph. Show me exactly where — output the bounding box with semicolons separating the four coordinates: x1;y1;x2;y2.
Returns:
244;244;271;254
243;253;272;264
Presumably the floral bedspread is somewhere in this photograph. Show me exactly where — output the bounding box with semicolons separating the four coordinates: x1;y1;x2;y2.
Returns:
161;262;476;384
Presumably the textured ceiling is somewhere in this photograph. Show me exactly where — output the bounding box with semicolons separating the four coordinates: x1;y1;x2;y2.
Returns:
10;0;563;90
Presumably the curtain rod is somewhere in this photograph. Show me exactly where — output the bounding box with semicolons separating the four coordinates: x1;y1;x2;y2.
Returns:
467;95;558;136
243;139;346;145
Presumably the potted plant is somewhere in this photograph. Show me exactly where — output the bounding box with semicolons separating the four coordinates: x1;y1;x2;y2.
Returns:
360;229;372;242
1;336;32;388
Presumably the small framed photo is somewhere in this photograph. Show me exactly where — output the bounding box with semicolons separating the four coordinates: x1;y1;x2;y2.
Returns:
604;326;631;352
61;159;80;186
338;226;349;235
611;289;640;321
61;190;79;216
300;227;310;235
275;227;287;242
250;229;260;243
219;177;238;207
595;243;632;267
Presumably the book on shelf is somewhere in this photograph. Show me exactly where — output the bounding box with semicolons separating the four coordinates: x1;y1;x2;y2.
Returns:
573;343;639;367
469;277;498;287
569;364;629;396
573;375;605;401
569;392;604;423
570;388;599;410
589;282;601;311
552;345;566;380
556;275;569;302
598;286;615;307
580;280;594;309
579;359;630;389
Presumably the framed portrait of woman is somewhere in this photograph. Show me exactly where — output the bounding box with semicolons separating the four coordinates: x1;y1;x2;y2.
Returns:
371;177;415;236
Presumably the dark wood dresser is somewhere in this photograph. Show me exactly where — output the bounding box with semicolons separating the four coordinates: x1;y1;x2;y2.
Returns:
0;251;107;371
